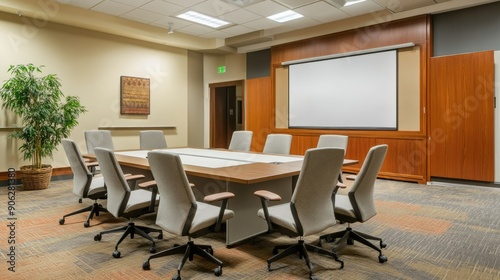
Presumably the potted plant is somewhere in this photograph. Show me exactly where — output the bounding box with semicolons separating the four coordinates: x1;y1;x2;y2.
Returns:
0;64;86;190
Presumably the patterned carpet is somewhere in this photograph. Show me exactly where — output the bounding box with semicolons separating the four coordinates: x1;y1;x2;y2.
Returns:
1;178;500;280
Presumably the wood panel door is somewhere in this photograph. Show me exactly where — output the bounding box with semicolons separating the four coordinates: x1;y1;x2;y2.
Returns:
429;51;494;181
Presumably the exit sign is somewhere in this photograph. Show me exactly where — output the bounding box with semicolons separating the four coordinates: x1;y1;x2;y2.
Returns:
217;66;226;74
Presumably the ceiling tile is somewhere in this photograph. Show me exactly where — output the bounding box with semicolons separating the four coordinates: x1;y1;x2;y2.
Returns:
139;0;184;16
275;0;320;9
57;0;104;9
91;0;136;16
177;23;215;36
220;8;261;24
220;24;256;36
242;17;282;30
339;0;385;17
189;0;239;17
162;0;206;8
122;8;165;23
296;1;348;23
111;0;151;7
245;0;289;17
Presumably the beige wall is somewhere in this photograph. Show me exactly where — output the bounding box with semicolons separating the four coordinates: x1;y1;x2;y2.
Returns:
0;12;189;171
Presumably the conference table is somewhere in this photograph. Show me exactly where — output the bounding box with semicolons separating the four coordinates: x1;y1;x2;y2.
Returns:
85;148;357;246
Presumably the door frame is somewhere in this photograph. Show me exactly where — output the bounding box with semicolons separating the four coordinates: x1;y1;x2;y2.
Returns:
209;80;245;148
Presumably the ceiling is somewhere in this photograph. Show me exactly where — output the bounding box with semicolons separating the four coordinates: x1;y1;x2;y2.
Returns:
1;0;498;53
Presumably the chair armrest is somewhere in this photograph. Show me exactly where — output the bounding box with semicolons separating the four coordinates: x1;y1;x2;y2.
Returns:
125;174;145;181
86;161;99;168
254;190;281;232
204;192;235;203
254;190;281;201
205;192;235;232
124;174;145;190
346;174;357;181
138;180;157;189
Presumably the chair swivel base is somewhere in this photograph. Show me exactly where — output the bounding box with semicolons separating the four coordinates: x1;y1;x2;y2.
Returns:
94;222;163;258
143;240;223;280
268;239;344;280
319;226;388;263
59;202;107;227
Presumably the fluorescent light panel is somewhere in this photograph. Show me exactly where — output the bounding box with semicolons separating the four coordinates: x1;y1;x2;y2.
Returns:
345;0;367;6
176;11;230;28
267;10;303;23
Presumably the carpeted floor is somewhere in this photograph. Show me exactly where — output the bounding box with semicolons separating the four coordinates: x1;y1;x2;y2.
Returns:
1;178;500;280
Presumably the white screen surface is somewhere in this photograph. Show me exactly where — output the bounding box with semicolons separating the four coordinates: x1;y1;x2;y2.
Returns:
288;50;397;129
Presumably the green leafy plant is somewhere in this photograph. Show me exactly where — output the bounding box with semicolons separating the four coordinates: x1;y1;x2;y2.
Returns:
0;64;86;169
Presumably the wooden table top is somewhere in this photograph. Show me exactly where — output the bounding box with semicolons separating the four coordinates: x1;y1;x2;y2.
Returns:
84;148;358;185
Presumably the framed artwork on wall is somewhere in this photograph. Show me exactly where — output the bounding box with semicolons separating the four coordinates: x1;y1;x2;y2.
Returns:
120;76;150;115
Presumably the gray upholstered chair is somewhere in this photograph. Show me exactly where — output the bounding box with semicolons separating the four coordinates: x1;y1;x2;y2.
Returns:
59;139;107;227
142;151;235;279
140;130;167;150
84;130;114;154
262;133;292;155
93;147;162;258
228;130;253;151
319;144;388;263
317;134;348;183
254;147;345;279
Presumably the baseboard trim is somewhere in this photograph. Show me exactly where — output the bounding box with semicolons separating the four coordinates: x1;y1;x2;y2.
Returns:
0;166;73;187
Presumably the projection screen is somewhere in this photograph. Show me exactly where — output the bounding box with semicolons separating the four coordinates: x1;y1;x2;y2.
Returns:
288;50;398;130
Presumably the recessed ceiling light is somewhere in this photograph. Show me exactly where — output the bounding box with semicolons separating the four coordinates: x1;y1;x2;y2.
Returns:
267;10;303;23
176;11;230;28
345;0;367;6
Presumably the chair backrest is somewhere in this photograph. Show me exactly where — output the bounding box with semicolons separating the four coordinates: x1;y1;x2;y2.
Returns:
94;147;130;218
62;139;92;198
147;151;197;236
348;144;388;222
317;135;348;155
140;130;167;150
85;130;114;154
290;147;345;236
228;130;253;151
262;134;292;155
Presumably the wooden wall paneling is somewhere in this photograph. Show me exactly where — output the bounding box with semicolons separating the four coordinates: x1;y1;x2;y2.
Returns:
243;15;432;183
429;50;495;181
246;77;273;152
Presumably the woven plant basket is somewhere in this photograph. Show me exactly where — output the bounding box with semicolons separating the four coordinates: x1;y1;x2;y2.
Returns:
20;165;52;190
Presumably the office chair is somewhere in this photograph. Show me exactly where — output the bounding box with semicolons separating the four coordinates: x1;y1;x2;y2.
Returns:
93;147;162;258
140;130;167;150
319;144;388;263
254;147;345;280
262;133;292;155
228;130;253;151
317;134;348;183
142;151;235;280
84;130;114;154
59;139;107;227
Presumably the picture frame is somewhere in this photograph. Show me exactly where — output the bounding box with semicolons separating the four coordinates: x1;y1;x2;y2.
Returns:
120;76;150;115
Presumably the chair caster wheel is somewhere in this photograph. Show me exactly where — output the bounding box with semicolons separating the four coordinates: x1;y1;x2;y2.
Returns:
272;248;279;255
172;274;181;280
214;266;222;276
347;238;354;245
112;250;121;258
150;247;156;254
59;218;65;225
206;248;214;255
267;261;271;271
326;236;335;243
158;233;163;239
142;260;150;270
94;234;102;241
83;221;90;228
78;198;82;203
380;242;387;249
379;255;388;263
